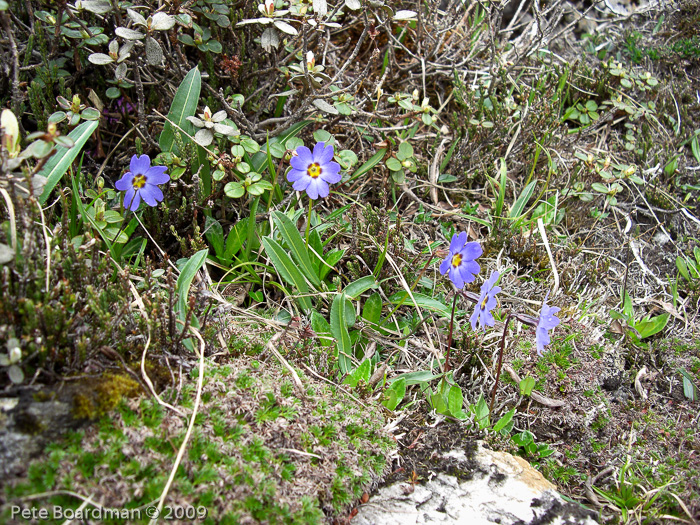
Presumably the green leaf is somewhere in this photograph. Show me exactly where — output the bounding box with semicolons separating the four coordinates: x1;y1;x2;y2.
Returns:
385;157;402;171
39;120;99;204
474;394;490;429
205;216;224;257
388;291;451;317
382;377;405;410
348;148;386;183
224;218;248;260
362;293;383;325
509;180;536;220
493;158;507;218
331;292;353;374
176;249;208;350
388;370;441;386
271;211;321;288
320;248;345;281
311;311;333;347
519;376;535;396
448;385;467;419
678;368;698;401
634;313;669;339
493;408;515;433
398;141;413;160
344;275;378;300
262;237;312;312
159;66;201;154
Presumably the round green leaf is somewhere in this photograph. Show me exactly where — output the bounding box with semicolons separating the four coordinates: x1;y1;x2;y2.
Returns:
224;181;245;198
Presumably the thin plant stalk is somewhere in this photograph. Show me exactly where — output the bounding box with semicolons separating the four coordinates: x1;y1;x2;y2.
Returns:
444;293;459;372
490;311;514;414
305;197;314;250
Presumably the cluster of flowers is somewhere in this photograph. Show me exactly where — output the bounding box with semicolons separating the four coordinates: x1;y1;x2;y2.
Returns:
439;230;560;355
114;139;559;354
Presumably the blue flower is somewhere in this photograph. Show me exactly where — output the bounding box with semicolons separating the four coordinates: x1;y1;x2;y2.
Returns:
115;154;169;211
439;232;482;288
287;141;342;199
536;291;560;355
470;270;501;331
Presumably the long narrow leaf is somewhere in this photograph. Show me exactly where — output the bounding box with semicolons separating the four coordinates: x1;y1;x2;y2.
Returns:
272;211;321;288
347;148;386;183
262;237;311;312
331;292;353;374
39;120;99;204
344;275;378;299
176;249;208;350
509;180;537;220
159;66;201;153
388;291;452;317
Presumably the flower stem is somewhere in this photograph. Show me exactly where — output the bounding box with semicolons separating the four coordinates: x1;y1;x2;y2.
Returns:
490;311;514;414
444;293;459;372
305;197;314;251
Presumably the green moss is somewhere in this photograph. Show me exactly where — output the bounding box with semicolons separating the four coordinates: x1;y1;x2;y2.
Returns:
72;374;140;419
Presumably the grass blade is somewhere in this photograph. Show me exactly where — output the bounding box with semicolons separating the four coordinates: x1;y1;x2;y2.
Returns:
331;292;353;374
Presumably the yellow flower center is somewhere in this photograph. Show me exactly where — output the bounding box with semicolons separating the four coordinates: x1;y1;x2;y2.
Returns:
132;175;146;189
481;295;489;310
451;253;462;268
307;163;322;179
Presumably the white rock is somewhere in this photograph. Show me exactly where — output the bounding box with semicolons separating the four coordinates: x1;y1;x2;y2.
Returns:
352;442;598;524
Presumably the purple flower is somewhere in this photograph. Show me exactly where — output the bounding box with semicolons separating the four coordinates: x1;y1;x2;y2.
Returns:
115;154;169;212
439;232;482;288
535;291;560;355
287;141;342;199
470;270;501;330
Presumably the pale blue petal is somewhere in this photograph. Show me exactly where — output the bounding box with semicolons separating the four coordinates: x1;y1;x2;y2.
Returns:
290;155;310;171
315;142;334;164
450;231;467;252
293;177;311;192
461;241;483;261
287;168;307;183
295;146;313;165
115;172;134;191
130;154;151;175
439;258;451;275
145;165;169;185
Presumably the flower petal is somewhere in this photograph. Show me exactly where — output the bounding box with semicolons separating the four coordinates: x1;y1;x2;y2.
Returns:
320;162;342;184
470;304;481;330
145;165;169;185
449;267;464;289
314;141;334;164
115;172;134;191
439;257;451;275
292;177;311;192
290;155;310;171
459;260;480;282
294;146;313;165
461;241;483;261
147;184;164;204
309;178;330;198
450;231;467;252
287;168;307;183
130;154;151;175
126;188;141;211
140;185;158;206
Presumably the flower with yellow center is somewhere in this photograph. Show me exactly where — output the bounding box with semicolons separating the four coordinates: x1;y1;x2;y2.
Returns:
115;154;170;211
470;270;501;331
439;232;482;289
287;141;342;199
